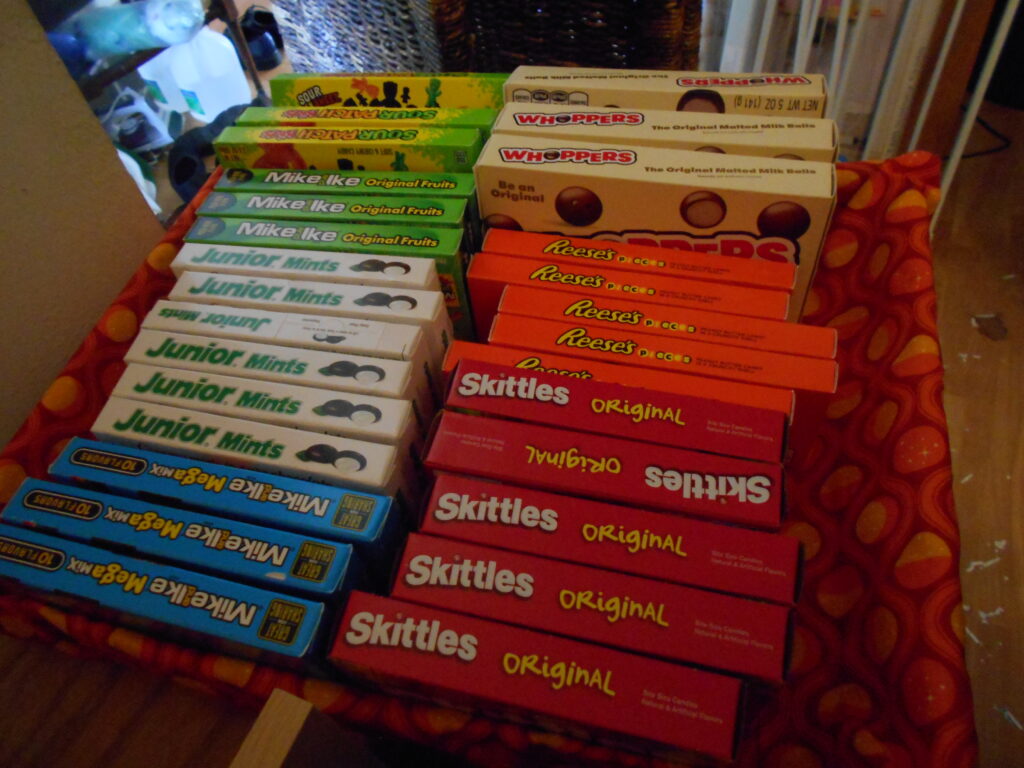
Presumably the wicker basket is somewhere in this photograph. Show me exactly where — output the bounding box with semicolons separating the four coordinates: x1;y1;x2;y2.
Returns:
271;0;443;72
433;0;702;71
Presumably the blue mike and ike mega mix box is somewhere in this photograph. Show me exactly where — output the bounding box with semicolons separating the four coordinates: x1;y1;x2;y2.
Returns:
2;479;358;600
0;524;323;660
47;439;401;577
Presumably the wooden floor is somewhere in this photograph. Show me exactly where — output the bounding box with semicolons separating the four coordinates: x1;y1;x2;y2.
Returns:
1;103;1022;767
932;101;1024;765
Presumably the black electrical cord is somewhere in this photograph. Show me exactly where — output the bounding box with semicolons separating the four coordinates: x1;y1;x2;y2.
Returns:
962;114;1013;159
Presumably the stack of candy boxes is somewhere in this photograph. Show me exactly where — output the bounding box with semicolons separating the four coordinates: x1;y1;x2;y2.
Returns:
327;68;844;762
0;68;846;763
0;75;499;669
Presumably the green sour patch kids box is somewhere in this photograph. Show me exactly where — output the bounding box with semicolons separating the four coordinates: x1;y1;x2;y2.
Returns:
236;106;497;136
213;125;483;174
269;73;507;110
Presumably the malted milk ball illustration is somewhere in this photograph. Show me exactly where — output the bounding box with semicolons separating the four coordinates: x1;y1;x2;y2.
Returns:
555;186;603;226
680;191;727;228
676;89;725;113
757;201;812;240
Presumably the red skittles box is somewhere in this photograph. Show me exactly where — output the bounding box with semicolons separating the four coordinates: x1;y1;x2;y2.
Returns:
446;359;786;461
330;591;742;761
424;411;784;529
391;533;791;681
422;473;801;604
442;340;796;421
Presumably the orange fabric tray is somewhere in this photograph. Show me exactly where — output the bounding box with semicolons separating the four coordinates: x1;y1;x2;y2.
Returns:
0;154;976;767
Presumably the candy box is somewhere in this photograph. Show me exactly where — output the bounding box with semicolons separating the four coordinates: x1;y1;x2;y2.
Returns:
442;340;796;420
236;106;498;136
504;66;827;117
0;525;324;662
270;73;507;109
212;169;481;252
213;125;483;174
198;190;466;230
144;301;437;415
474;136;836;321
184;216;472;339
126;329;432;428
3;479;358;599
422;473;801;603
48;439;399;561
391;533;791;680
168;271;452;375
499;284;837;359
467;251;791;337
494;103;837;161
488;315;838;394
113;363;422;457
215;168;476;200
425;411;784;529
330;591;742;761
91;396;417;503
446;358;786;461
482;228;796;290
171;243;441;292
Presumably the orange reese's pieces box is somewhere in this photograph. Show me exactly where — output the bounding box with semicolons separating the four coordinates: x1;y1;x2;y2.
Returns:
482;229;796;290
331;592;742;760
467;251;790;336
499;284;837;359
392;533;791;681
425;411;784;529
489;315;838;394
422;473;800;603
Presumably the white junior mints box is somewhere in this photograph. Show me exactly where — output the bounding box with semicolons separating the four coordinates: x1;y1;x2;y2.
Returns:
4;478;358;599
0;525;324;661
114;363;422;455
125;329;431;425
169;271;452;372
48;439;399;560
143;300;438;407
171;243;441;292
91;397;418;503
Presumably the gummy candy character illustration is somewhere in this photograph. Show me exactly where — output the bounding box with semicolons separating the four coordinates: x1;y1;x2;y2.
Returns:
425;78;442;107
390;151;408;171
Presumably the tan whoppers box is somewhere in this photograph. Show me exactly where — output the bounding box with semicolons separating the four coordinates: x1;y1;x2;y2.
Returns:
474;137;836;320
494;104;837;162
504;66;827;118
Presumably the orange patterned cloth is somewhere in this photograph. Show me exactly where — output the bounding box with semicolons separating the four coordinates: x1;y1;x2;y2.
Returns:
0;154;976;767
